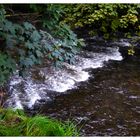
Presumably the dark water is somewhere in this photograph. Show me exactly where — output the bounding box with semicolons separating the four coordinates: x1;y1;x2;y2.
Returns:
6;35;140;136
40;46;140;136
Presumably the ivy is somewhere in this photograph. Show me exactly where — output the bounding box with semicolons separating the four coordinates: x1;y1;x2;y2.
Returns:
0;53;16;84
0;5;85;85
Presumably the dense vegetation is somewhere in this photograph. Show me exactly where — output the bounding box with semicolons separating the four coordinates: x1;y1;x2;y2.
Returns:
0;4;84;85
0;108;79;136
62;4;140;39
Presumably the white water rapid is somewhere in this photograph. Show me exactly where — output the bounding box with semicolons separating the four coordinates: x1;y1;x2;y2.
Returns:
5;46;123;109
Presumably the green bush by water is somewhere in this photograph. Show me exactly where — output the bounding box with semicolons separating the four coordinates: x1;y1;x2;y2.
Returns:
0;5;85;85
0;108;79;136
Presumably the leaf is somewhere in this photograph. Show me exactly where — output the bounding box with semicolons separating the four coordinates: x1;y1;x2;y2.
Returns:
3;20;13;32
31;30;41;42
58;56;64;61
25;58;34;67
59;48;65;53
23;22;35;30
48;54;53;60
36;50;43;57
25;41;34;50
111;19;120;31
78;39;85;47
52;51;59;58
45;44;54;51
14;24;24;35
6;34;14;48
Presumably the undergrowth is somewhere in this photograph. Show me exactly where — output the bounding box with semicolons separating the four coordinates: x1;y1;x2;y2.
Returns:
0;108;79;136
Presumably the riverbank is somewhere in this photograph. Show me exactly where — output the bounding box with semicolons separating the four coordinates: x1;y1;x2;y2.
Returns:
0;108;79;136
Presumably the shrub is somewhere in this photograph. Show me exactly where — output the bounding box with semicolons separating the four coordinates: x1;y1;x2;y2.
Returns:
62;4;140;39
0;4;85;85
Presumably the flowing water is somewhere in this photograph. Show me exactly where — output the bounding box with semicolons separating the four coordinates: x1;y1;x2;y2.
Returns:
4;36;140;136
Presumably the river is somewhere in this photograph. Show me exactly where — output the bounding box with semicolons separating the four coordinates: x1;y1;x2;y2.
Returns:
4;35;140;136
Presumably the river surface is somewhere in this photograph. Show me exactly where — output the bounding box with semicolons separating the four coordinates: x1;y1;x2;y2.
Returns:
4;35;140;136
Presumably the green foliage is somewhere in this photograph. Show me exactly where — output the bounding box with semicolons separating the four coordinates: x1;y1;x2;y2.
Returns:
0;4;85;85
62;4;140;39
0;53;16;84
128;48;135;55
128;45;135;56
0;14;44;80
0;108;79;136
30;4;85;65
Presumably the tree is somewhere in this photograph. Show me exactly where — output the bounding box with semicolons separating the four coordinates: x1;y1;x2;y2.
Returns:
62;4;140;39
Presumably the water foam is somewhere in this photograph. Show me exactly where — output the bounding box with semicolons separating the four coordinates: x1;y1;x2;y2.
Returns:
43;67;90;92
5;46;123;109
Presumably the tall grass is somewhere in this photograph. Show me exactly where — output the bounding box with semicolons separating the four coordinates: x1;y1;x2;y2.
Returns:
0;108;79;136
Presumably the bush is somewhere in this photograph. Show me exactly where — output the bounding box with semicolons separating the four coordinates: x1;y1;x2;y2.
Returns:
62;4;140;39
0;4;85;85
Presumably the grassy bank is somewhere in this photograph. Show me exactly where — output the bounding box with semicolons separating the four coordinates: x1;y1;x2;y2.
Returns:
0;108;79;136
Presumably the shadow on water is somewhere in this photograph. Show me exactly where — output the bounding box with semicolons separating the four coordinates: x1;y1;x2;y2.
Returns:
40;55;140;136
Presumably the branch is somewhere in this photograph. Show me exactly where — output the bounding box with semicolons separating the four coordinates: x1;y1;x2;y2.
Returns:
6;12;41;17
